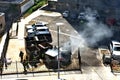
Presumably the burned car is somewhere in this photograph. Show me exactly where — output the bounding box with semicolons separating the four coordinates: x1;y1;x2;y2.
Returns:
35;27;52;43
44;47;72;69
25;24;52;44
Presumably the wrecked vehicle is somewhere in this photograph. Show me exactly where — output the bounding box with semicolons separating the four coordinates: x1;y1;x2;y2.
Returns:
44;47;72;69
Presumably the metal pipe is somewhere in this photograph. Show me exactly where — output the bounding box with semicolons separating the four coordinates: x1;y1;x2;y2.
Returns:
57;25;60;79
56;22;64;80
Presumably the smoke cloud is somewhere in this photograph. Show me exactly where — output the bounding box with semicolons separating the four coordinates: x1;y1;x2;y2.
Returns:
69;8;113;50
81;22;112;46
60;8;113;54
80;8;113;47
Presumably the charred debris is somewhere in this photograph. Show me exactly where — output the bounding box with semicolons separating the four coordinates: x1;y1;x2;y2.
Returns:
24;22;72;69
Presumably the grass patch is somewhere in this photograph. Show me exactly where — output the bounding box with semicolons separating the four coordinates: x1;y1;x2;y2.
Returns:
23;0;47;18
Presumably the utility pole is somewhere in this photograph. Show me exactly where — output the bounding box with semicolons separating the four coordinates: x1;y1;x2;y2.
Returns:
56;23;64;80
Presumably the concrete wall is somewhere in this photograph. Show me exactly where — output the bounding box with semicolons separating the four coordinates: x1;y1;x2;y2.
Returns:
20;0;34;13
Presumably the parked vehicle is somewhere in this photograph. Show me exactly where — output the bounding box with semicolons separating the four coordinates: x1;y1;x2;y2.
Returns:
102;40;120;72
109;41;120;61
25;23;52;43
78;12;88;24
26;25;34;30
62;10;69;18
35;27;50;35
27;29;35;38
78;12;86;20
78;9;100;24
33;22;47;27
35;27;52;43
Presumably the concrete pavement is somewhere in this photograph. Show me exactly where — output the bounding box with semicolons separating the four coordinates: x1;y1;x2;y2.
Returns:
5;7;120;80
1;67;117;80
1;73;90;80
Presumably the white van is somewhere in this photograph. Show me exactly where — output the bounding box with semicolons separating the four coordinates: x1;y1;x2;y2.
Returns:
109;41;120;60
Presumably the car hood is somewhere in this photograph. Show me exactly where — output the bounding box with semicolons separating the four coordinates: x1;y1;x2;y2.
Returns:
113;51;120;55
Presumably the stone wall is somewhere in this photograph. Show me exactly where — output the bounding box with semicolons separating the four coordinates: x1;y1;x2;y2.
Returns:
20;0;34;13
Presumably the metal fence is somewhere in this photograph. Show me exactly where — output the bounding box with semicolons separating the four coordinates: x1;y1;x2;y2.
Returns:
0;56;82;79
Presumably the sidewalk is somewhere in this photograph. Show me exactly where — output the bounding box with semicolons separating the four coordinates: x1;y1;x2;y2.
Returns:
1;73;86;80
1;67;117;80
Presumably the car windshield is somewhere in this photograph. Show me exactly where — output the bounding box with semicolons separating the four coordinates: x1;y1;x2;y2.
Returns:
114;47;120;51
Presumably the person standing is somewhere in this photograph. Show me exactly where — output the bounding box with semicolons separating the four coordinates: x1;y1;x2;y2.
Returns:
22;60;28;74
4;58;7;69
19;51;24;62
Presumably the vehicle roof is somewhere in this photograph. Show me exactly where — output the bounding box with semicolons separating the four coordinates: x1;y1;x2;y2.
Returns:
112;41;120;47
26;25;33;29
27;29;34;33
36;27;48;30
34;22;47;26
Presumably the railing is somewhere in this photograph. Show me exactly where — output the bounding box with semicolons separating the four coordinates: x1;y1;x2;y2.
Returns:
0;57;82;79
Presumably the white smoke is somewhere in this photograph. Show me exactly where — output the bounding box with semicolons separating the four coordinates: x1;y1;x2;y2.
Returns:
60;8;113;54
68;8;113;50
70;34;86;53
81;22;112;46
80;8;113;47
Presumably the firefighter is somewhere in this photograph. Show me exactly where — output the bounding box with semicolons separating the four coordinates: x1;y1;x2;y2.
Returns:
32;50;39;68
19;51;24;62
22;60;29;74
